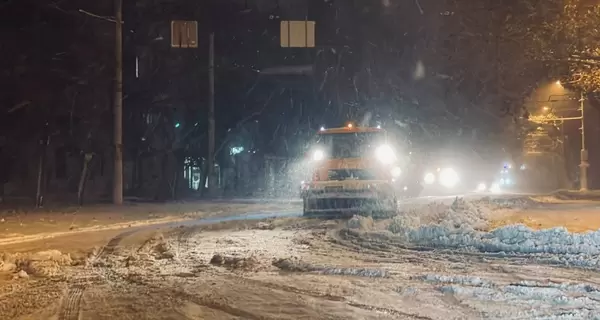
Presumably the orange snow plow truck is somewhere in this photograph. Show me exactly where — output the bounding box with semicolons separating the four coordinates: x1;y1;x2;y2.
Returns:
300;124;400;216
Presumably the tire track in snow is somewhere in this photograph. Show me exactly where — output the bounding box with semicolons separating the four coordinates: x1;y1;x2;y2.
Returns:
97;228;141;259
57;285;84;320
347;303;433;319
57;226;143;319
224;275;346;301
56;223;208;320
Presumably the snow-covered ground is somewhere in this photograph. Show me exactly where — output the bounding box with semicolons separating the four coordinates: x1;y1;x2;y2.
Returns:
340;198;600;318
414;273;600;319
381;198;600;269
4;196;600;319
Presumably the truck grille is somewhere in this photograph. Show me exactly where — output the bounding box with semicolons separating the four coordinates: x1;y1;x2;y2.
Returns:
313;198;379;210
327;169;376;181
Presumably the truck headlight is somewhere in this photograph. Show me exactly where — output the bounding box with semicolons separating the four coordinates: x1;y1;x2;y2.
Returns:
424;172;435;184
312;149;324;161
375;144;396;164
439;168;459;188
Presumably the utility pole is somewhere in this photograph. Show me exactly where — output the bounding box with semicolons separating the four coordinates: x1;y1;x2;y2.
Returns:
533;93;590;191
207;32;216;196
35;124;49;208
113;0;124;204
579;91;589;191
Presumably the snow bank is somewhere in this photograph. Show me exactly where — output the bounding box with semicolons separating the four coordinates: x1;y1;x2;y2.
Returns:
416;274;600;319
415;274;494;288
393;198;495;231
388;198;600;269
1;250;73;277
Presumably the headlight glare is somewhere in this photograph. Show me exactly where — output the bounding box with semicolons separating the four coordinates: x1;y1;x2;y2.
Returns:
476;183;486;192
391;167;402;177
439;168;459;188
312;149;324;161
424;172;435;184
375;144;396;164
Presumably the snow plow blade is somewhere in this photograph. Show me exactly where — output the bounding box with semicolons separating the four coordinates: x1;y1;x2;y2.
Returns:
303;193;396;218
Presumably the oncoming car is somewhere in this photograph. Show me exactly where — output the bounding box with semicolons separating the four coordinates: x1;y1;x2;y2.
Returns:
301;124;400;216
418;155;494;196
421;167;466;194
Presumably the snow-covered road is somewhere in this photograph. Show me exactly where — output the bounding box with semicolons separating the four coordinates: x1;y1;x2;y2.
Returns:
3;195;600;319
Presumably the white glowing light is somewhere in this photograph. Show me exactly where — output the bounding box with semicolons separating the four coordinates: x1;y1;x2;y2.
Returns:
320;126;325;131
439;168;459;188
375;144;396;164
424;172;435;184
312;149;324;161
476;183;486;192
391;167;402;177
230;146;244;155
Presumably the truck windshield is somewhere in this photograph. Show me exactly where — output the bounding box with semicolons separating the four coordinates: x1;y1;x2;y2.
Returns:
318;132;385;158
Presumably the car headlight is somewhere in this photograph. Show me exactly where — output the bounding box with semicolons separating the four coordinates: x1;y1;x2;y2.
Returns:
439;168;459;188
424;172;435;184
391;167;402;177
312;149;324;161
375;144;396;164
476;183;486;192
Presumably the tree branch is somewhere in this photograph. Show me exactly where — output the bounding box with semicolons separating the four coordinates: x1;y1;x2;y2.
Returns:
78;9;119;23
214;88;279;158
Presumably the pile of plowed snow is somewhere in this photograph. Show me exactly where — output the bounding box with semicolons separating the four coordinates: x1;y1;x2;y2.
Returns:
382;198;600;269
414;274;600;319
389;198;496;232
0;250;73;278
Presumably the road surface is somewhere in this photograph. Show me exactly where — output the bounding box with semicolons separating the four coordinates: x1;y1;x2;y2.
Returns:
2;193;600;319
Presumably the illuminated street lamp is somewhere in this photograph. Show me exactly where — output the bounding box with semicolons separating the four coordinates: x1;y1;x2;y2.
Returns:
532;92;588;191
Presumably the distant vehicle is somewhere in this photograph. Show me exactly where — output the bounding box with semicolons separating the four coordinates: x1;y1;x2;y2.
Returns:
415;151;494;196
488;162;521;193
301;124;399;216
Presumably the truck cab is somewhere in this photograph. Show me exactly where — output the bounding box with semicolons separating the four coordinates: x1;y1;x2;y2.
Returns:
301;124;400;216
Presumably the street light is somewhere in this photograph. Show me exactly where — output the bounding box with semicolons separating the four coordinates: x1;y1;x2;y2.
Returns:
555;80;562;86
532;93;588;191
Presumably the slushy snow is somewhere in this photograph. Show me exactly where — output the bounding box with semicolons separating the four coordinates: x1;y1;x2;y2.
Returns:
389;198;600;269
416;274;600;319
